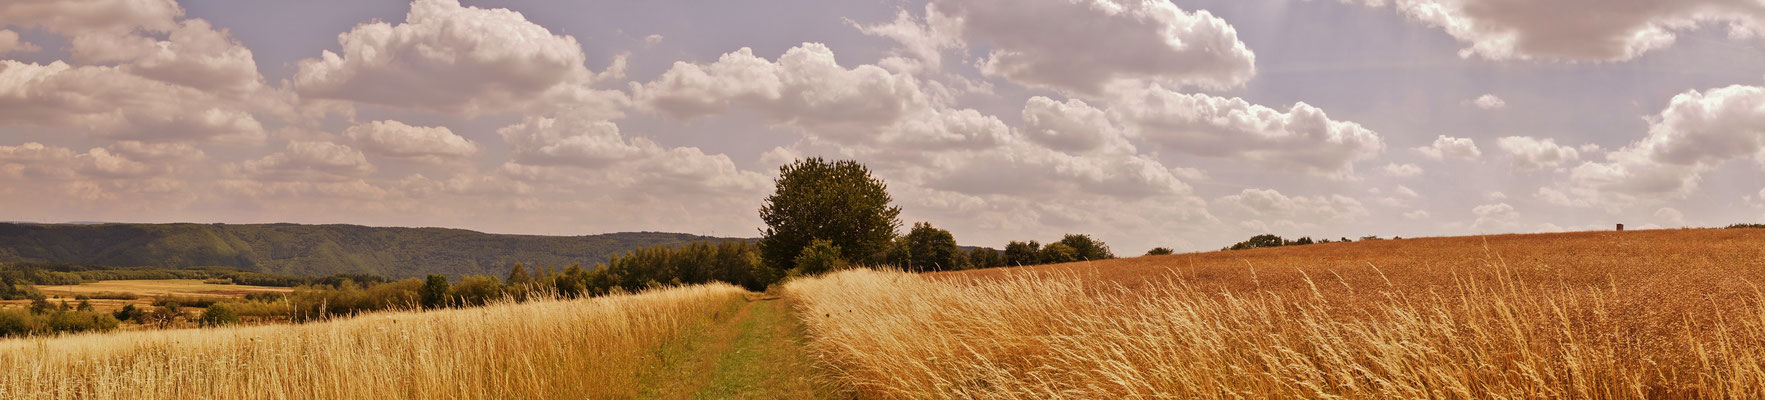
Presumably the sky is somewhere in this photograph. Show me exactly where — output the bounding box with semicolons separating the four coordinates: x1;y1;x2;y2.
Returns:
3;0;1765;253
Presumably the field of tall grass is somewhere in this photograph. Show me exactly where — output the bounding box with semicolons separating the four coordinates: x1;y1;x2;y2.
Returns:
785;243;1765;398
0;283;749;399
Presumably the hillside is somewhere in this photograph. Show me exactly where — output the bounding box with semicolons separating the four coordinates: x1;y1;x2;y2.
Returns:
0;223;739;278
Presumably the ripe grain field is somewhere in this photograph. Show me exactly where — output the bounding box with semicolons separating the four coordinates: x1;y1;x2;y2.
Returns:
785;229;1765;399
0;283;758;399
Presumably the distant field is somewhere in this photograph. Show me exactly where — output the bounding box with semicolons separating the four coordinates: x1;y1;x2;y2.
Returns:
0;279;292;312
787;228;1765;398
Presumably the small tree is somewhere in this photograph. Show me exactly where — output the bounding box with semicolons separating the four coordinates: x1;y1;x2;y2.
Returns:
1146;247;1175;256
1039;243;1079;264
793;239;848;276
112;304;145;323
200;304;240;326
1003;240;1041;266
506;263;531;286
450;276;506;307
421;275;450;309
758;158;902;272
900;222;961;272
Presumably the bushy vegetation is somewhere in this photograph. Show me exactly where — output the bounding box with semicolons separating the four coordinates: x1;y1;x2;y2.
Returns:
1222;234;1375;251
995;234;1117;267
0;305;119;337
0;222;733;279
1146;247;1175;256
758;158;902;272
1728;223;1765;229
889;222;962;272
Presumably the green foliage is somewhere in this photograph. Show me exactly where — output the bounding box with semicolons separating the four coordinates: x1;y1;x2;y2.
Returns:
450;275;506;307
0;275;44;301
758;158;902;272
199;304;241;326
1038;243;1079;264
1146;247;1175;256
593;241;779;293
506;263;531;286
1056;234;1114;261
0;308;118;338
967;247;1003;269
793;240;848;276
1728;223;1765;229
897;222;962;272
1003;241;1041;266
421;275;450;309
0;222;734;279
112;304;144;323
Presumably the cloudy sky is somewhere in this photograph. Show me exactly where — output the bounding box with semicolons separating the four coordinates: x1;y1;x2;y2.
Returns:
3;0;1765;253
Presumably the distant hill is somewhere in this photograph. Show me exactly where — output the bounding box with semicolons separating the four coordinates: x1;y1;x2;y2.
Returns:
0;223;742;279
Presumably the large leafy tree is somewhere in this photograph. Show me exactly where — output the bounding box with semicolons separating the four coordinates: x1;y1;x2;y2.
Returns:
758;158;901;271
1003;240;1041;266
900;222;961;272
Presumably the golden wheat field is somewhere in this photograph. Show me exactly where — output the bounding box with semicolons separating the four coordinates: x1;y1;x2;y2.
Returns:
784;229;1765;399
0;283;749;400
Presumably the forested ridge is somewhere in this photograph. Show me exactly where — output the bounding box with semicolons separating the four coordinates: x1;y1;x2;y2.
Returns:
0;223;739;278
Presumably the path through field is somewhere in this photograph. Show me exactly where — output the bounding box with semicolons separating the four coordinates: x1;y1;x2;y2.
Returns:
636;295;836;399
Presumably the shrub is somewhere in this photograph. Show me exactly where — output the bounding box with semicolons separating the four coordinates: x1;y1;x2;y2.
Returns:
112;304;145;323
967;248;1003;269
1146;247;1175;256
449;276;506;307
794;239;848;276
199;304;241;326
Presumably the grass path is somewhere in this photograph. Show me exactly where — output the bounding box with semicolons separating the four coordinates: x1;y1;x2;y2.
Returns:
636;294;837;399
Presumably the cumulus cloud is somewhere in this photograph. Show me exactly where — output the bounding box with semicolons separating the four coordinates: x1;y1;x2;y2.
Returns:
1351;0;1765;61
1413;135;1481;161
1383;162;1423;177
344;120;478;162
850;4;962;74
931;0;1255;95
238;141;376;182
1655;207;1687;226
1470;93;1506;109
497;108;770;196
1020;96;1134;155
0;60;266;143
1404;210;1431;220
1469;202;1518;231
1496;136;1581;171
293;0;624;117
1554;85;1765;208
1111;85;1384;176
636;43;1004;151
0;29;37;55
1217;188;1369;231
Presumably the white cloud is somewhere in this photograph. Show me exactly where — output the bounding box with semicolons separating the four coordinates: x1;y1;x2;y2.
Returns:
1487;191;1507;200
1111;85;1385;177
1469;202;1518;231
497;108;770;196
1020;96;1134;155
637;43;1004;151
238;141;376;182
1497;136;1580;171
293;0;624;117
1352;0;1765;61
643;34;664;46
1413;135;1481;161
1217;188;1369;224
1556;85;1765;208
1403;210;1431;220
344;120;478;162
0;60;266;143
850;4;962;74
0;29;38;55
931;0;1255;96
1383;162;1423;177
1470;93;1506;110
